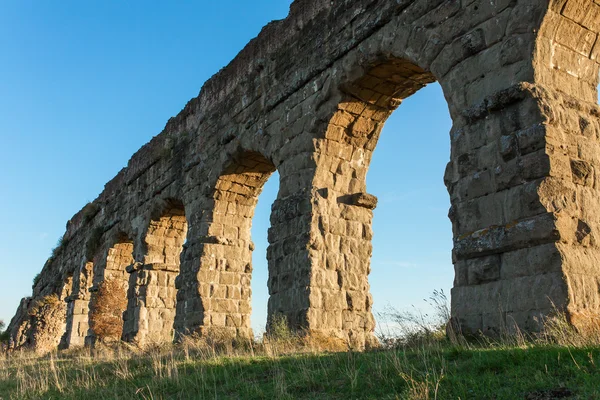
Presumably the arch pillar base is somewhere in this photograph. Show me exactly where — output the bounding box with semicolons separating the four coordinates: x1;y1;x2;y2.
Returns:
264;186;377;350
122;263;179;345
60;294;90;349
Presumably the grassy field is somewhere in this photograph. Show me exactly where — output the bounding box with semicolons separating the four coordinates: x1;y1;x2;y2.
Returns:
2;298;600;399
1;335;600;399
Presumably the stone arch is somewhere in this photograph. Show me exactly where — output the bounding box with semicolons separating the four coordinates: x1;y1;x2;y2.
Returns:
302;1;572;344
143;199;187;265
86;232;134;344
104;233;134;283
123;199;188;345
306;57;439;348
318;59;437;187
194;150;277;338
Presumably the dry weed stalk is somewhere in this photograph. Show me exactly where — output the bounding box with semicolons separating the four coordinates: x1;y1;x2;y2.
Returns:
89;278;127;343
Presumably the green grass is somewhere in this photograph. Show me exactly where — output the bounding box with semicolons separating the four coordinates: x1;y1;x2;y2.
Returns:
1;343;599;399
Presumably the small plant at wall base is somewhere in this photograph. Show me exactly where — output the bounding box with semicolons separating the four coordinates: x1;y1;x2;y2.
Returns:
377;289;451;348
89;278;127;342
266;314;293;341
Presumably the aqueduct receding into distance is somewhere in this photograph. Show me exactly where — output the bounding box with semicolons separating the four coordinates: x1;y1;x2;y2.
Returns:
7;0;600;353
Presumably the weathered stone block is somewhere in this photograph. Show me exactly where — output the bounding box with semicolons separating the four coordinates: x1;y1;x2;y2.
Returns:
467;255;501;285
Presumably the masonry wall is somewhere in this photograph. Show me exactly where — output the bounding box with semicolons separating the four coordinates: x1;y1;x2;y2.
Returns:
7;0;600;353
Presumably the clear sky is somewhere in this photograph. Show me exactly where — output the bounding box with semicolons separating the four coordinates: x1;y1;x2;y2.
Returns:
0;1;453;335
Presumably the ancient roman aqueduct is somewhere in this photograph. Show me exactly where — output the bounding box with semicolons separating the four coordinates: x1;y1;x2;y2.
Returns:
7;0;600;353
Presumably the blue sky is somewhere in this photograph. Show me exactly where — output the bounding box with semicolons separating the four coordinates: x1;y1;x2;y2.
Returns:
0;1;453;334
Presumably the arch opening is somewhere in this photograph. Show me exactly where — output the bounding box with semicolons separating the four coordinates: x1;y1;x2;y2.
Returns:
202;151;277;339
88;234;133;344
332;59;437;170
250;171;280;338
366;82;453;339
312;57;449;347
123;200;188;345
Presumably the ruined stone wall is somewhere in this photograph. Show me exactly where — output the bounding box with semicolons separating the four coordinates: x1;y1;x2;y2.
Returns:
8;0;600;352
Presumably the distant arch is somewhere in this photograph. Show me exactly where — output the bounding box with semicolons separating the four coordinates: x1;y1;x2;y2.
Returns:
123;199;188;345
86;232;134;344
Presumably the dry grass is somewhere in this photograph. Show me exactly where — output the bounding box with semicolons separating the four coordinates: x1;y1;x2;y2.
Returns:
89;278;128;342
2;294;600;399
2;328;599;400
539;308;600;348
29;294;62;318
